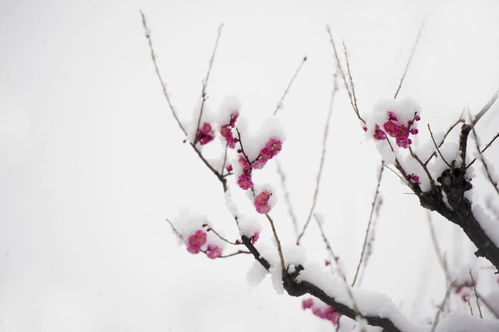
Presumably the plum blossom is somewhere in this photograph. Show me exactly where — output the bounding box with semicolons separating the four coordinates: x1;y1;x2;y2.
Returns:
206;244;222;259
254;190;272;214
186;230;207;254
302;298;340;325
196;122;215;145
220;112;239;148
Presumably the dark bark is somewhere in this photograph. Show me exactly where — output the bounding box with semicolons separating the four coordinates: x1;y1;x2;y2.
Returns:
418;124;499;271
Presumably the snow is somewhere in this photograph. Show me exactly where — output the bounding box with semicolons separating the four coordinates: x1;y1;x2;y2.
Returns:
472;204;499;247
247;261;268;287
435;312;499;332
236;116;286;161
238;214;262;238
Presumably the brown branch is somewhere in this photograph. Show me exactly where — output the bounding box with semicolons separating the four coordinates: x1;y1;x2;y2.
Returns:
426;212;451;283
467;132;499;168
273;56;308;116
326;26;365;124
393;21;425;99
219;250;251;258
140;11;188;137
469;123;499;195
424;114;464;165
351;162;384;286
431;282;454;332
296;69;339;245
428;124;451;168
469;270;483;319
265;213;286;278
204;225;241;246
165;217;183;240
469;91;498;130
194;24;224;144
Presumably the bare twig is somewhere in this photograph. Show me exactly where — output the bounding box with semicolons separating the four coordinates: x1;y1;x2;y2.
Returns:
393;21;425;99
342;42;358;113
469;270;483;318
424;113;464;165
194;23;225;143
469;91;499;130
205;225;241;246
468;116;499;195
428;124;452;168
351;162;384;286
431;282;454;332
326;26;365;124
165;217;183;240
426;212;451;283
314;215;364;317
265;213;286;278
476;293;499;319
273;56;308;116
219;250;251;258
140;11;187;137
467;132;499;168
296;70;339;245
276;160;299;235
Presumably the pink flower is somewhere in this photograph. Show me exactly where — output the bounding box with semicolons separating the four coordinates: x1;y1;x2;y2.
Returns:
252;157;267;169
262;138;282;160
186;230;207;254
254;190;272;214
415;115;421;121
206;244;222;259
312;307;325;319
250;232;260;244
229;112;239;127
220;124;238;148
410;174;420;183
410;128;418;135
226;164;233;172
323;306;340;324
196;122;215;145
238;156;251;172
237;173;254;190
388;111;398;121
302;298;314;310
373;124;386;140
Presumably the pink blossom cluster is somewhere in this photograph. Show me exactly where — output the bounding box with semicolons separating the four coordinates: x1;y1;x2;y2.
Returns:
236;137;283;191
369;111;421;148
196;122;215;145
302;298;340;325
219;113;239;148
185;230;222;259
254;190;272;214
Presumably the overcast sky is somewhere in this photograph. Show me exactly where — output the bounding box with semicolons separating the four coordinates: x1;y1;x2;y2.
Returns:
1;0;498;331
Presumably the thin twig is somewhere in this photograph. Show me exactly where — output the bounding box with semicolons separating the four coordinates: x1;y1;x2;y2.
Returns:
314;214;366;330
467;132;499;168
165;217;183;240
468;116;499;195
351;162;384;287
426;212;451;283
140;11;187;137
219;250;251;258
431;282;454;332
273;56;308;116
428;124;451;167
265;213;286;278
342;42;358;113
469;91;499;130
296;70;339;245
469;270;483;318
276;160;299;235
326;26;365;124
424;113;464;165
393;21;425;99
194;23;225;143
476;293;499;319
205;225;241;246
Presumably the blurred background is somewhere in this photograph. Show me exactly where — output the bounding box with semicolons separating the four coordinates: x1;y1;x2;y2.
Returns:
1;0;498;331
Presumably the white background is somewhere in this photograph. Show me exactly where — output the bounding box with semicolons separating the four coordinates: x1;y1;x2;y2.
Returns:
1;0;499;331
